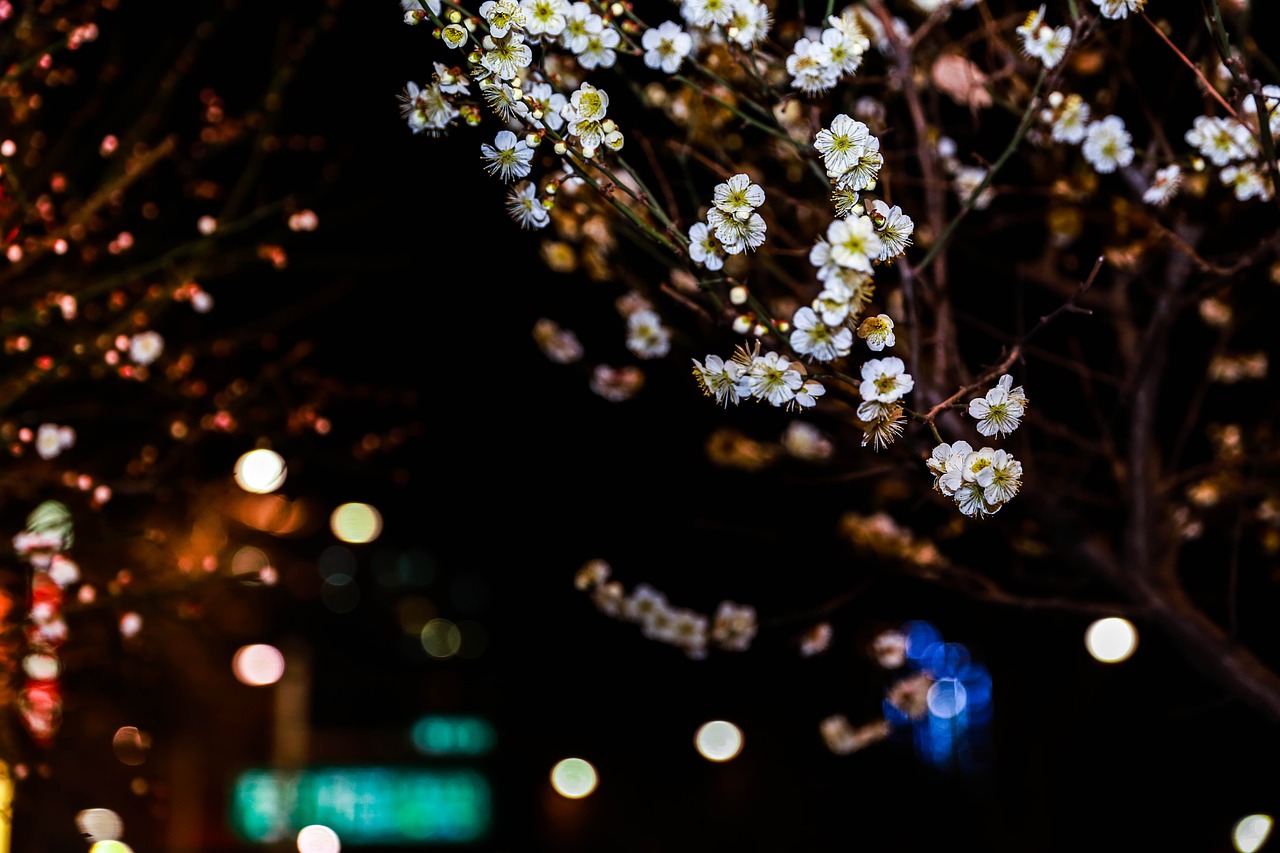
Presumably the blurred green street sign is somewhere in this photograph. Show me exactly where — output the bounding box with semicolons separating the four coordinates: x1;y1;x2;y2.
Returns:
411;715;496;757
229;766;491;845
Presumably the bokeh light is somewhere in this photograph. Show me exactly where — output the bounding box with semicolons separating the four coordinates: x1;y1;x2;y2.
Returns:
111;727;148;766
233;644;286;686
1235;815;1274;853
421;619;462;659
297;824;341;853
550;758;597;799
694;720;744;762
89;843;133;853
926;678;968;720
330;503;382;544
234;449;287;494
1085;617;1138;663
76;808;123;842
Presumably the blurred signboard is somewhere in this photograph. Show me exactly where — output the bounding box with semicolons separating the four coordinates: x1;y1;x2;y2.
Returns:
229;765;491;845
411;715;496;758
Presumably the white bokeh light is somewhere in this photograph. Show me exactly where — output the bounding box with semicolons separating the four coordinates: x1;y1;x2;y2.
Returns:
330;502;383;544
1235;815;1274;853
550;758;598;799
297;825;341;853
694;721;744;762
1085;617;1138;663
234;448;287;494
232;644;286;686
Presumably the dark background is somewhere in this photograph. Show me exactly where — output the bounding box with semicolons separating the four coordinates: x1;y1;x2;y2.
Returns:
6;1;1280;852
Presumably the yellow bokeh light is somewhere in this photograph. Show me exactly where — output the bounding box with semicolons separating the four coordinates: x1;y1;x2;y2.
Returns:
296;824;341;853
421;619;462;659
330;503;382;544
234;448;287;494
232;644;286;686
89;843;134;853
1235;815;1274;853
695;721;744;762
550;758;597;799
1084;617;1138;663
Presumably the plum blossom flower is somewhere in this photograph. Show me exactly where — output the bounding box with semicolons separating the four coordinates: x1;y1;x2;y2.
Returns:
968;374;1026;438
790;306;853;362
642;21;693;73
857;314;895;351
860;356;913;403
1082;115;1134;174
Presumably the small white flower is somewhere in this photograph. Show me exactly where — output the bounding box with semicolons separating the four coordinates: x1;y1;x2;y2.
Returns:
927;440;974;497
786;37;838;95
708;208;767;254
560;2;603;53
860;356;913;403
789;306;853;362
856;313;895;351
480;79;530;123
506;181;549;229
575;25;620;69
968;379;1025;438
433;62;470;96
1082;115;1134;174
565;81;609;122
830;134;882;192
398;81;457;136
977;449;1022;504
401;0;442;17
814;114;871;177
727;0;772;47
868;199;913;261
642;21;693;74
481;129;534;182
626;309;672;359
682;0;735;28
1221;162;1273;202
523;81;567;131
480;32;533;79
693;354;750;406
479;0;526;37
520;0;568;38
625;583;669;624
441;23;468;47
826;215;882;272
1143;164;1183;206
688;221;725;270
712;173;766;222
711;601;757;652
790;378;827;409
1049;93;1090;144
821;25;866;77
1185;115;1250;166
129;330;164;365
748;351;803;406
1091;0;1146;20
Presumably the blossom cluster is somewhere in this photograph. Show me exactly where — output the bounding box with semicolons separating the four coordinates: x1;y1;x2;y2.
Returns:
923;374;1028;518
575;559;758;659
